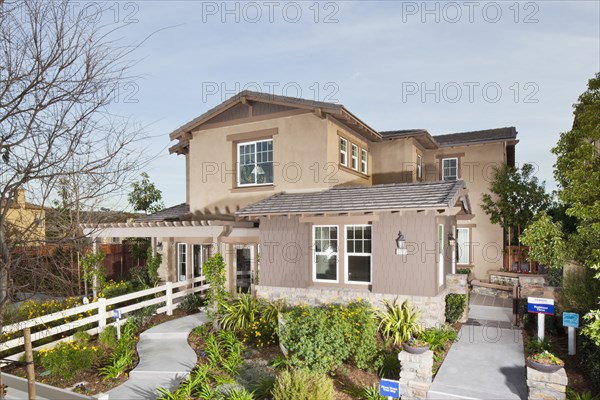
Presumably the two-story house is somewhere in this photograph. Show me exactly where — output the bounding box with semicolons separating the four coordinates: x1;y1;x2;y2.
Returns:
85;91;517;326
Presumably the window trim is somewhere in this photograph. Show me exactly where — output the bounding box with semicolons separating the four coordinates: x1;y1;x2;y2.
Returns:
351;144;359;170
344;224;372;285
237;138;274;187
360;149;368;174
442;157;458;181
438;224;444;286
340;137;348;167
312;225;339;283
417;154;422;180
456;227;470;265
177;242;187;282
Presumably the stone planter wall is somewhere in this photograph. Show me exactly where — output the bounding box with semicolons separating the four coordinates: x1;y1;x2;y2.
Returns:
398;350;433;400
256;285;446;327
527;366;567;400
446;273;469;323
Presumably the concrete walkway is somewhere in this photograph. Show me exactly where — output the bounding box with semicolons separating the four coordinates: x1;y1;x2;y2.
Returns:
428;295;527;399
101;312;207;400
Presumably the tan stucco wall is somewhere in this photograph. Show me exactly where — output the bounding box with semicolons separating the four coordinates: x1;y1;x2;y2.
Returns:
431;142;506;279
188;113;372;215
5;190;45;243
371;139;418;184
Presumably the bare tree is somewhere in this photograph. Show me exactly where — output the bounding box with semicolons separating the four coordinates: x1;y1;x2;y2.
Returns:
0;0;149;328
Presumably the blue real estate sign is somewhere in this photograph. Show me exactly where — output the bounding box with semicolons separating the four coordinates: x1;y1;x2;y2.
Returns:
527;297;555;315
563;312;579;328
379;379;400;398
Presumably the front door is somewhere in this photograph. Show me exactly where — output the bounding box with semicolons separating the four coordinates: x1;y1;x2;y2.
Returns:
235;247;253;294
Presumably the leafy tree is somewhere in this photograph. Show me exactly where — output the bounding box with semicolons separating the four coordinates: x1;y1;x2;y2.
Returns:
203;253;228;318
481;163;550;267
0;1;147;328
128;172;165;215
520;212;566;270
552;72;600;272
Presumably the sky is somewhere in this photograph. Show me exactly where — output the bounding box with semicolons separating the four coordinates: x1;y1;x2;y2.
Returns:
102;0;600;209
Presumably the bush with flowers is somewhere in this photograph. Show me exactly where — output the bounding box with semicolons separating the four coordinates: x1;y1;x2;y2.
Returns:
37;340;101;379
279;300;378;374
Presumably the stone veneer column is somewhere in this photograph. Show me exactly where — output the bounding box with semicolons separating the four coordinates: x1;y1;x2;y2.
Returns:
527;367;568;400
446;273;469;323
398;350;433;400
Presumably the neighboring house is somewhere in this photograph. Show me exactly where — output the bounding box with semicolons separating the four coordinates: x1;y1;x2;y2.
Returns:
3;189;46;244
84;91;517;325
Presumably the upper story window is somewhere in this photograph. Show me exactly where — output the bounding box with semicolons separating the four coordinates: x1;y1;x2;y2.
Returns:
351;144;359;170
238;139;273;186
417;154;422;180
313;225;338;282
442;158;458;181
360;149;368;174
340;138;348;166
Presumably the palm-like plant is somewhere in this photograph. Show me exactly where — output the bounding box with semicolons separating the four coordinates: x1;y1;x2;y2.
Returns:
376;299;422;346
219;293;260;333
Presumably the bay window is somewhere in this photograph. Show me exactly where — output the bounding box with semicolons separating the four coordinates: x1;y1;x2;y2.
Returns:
340;138;348;166
351;144;358;170
361;149;368;174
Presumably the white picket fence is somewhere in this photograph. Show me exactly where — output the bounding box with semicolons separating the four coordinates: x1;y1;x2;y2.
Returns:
1;276;209;360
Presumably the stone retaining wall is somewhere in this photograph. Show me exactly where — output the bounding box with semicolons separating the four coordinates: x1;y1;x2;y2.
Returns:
527;366;567;400
490;274;520;287
398;350;433;400
255;285;446;327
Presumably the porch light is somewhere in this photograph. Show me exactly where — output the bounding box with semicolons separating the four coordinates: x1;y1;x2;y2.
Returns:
448;233;456;247
395;231;407;256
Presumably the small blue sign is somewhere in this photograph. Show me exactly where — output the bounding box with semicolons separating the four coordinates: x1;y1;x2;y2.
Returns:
563;312;579;328
379;378;401;398
527;297;555;315
113;309;121;319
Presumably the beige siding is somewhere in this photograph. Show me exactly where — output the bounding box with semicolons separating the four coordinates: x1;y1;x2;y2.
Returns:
258;212;445;297
258;216;310;288
372;211;438;296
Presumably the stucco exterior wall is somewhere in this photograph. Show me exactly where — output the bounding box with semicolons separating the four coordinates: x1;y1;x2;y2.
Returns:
370;139;417;184
431;142;506;279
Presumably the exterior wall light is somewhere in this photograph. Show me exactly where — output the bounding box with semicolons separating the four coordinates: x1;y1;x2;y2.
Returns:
395;231;407;255
448;233;456;247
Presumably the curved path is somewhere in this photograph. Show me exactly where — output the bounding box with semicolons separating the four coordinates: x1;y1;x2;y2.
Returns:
100;312;207;400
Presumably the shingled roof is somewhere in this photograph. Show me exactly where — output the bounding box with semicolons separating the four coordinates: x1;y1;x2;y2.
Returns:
236;180;465;217
434;127;517;146
136;203;190;222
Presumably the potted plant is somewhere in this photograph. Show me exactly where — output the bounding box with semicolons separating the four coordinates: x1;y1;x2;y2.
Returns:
403;337;430;354
527;351;564;373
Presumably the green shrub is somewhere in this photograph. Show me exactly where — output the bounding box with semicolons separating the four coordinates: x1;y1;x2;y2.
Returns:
271;369;334;400
456;268;471;275
375;349;400;379
357;384;386;400
101;280;134;298
179;293;204;314
280;301;377;374
100;319;140;380
98;325;118;348
525;338;554;356
418;325;458;362
220;293;260;333
38;341;100;379
566;388;600;400
376;299;422;346
445;294;466;324
204;330;244;376
580;335;600;385
73;331;91;344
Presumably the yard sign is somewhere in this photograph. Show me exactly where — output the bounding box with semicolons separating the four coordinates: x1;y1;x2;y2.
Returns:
379;378;400;398
527;297;555;315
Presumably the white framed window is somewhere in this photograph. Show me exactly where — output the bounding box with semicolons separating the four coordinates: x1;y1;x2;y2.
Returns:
237;139;273;186
360;149;368;174
313;225;338;282
442;158;458;181
345;225;372;284
340;137;348;166
456;228;470;265
417;154;422;180
351;144;358;170
177;243;187;282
